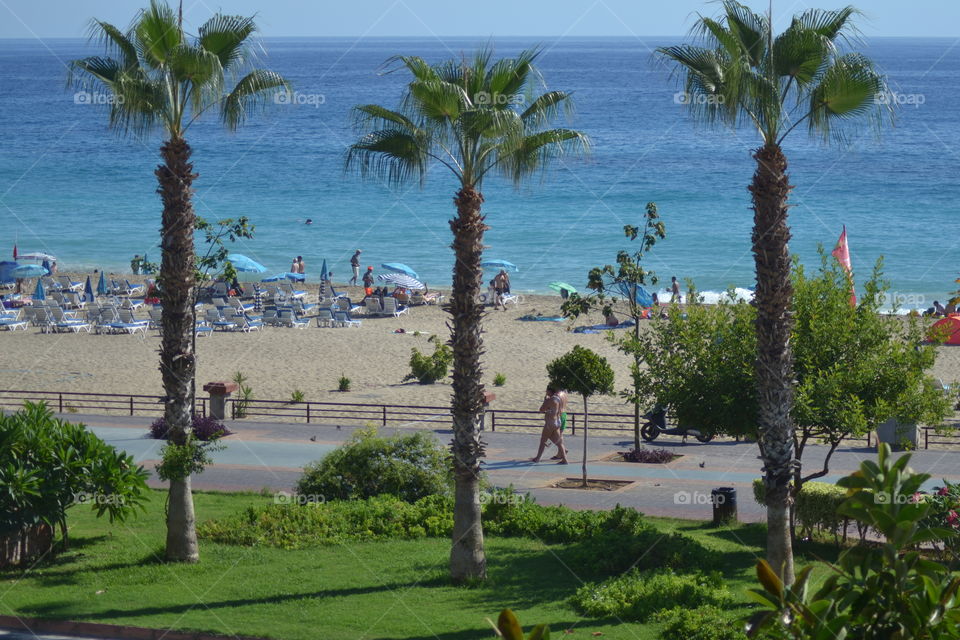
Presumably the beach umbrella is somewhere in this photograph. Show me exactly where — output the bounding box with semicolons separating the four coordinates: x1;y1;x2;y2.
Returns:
481;259;518;271
549;281;578;296
319;258;329;298
381;262;418;279
84;275;95;303
226;253;266;273
18;252;56;262
11;264;49;278
610;282;654;307
377;273;425;290
97;271;108;295
33;278;45;301
12;244;16;260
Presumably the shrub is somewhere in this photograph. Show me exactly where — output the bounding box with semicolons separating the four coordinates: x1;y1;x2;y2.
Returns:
403;336;452;384
570;569;731;622
918;479;960;561
752;479;849;539
654;606;748;640
493;372;507;387
338;375;351;392
620;447;677;463
290;389;305;403
296;427;451;502
233;371;253;418
198;494;454;549
0;402;148;565
149;415;232;441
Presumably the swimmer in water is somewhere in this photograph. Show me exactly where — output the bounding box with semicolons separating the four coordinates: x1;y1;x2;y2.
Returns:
305;218;313;225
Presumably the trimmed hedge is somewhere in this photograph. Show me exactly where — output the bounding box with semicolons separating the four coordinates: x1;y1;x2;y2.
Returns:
570;569;731;621
753;479;850;539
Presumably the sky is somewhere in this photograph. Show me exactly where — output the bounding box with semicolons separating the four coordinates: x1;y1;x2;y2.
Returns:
1;0;959;39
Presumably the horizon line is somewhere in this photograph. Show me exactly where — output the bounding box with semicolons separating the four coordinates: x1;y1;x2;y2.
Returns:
0;33;952;41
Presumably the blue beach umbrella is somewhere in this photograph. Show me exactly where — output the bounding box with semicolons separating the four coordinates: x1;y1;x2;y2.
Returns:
610;282;654;307
381;262;418;278
97;271;108;295
320;259;328;281
261;272;305;282
227;253;267;273
11;264;48;278
84;275;95;303
481;259;518;271
33;278;45;301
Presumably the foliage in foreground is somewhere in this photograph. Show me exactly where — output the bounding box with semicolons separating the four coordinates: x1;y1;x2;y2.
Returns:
199;491;720;576
494;609;549;640
748;444;960;638
296;427;452;502
570;569;731;622
0;403;148;555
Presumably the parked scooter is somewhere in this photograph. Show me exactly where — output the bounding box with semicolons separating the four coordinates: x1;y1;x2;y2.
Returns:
640;406;713;443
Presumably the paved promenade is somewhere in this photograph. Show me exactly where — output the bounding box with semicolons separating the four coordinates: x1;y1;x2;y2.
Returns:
69;412;960;524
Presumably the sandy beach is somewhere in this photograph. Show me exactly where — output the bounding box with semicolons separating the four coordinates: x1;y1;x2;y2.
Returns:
2;271;959;419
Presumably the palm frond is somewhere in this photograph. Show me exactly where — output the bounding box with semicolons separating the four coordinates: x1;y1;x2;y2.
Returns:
772;26;831;88
497;128;590;185
345;129;431;187
87;20;139;70
806;53;889;143
134;0;182;69
221;69;290;130
658;45;741;126
408;79;466;124
198;14;257;72
352;104;421;135
384;55;438;83
485;48;541;100
520;90;574;127
718;0;767;67
169;44;224;113
793;7;859;42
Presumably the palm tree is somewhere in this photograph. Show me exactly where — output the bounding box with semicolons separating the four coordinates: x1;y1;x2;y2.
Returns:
346;48;588;582
658;2;888;584
69;0;289;562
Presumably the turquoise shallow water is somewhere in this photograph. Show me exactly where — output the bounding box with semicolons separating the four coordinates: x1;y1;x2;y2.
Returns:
0;36;958;308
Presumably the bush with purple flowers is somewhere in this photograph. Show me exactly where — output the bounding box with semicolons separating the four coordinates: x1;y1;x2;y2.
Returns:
619;447;678;464
149;415;232;441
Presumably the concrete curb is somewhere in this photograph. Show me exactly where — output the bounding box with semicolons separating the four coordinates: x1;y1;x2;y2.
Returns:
0;616;268;640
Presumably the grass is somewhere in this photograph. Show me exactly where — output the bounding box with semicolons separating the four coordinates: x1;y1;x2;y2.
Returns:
0;491;840;640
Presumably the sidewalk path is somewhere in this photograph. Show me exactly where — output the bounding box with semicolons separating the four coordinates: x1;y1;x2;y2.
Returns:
69;412;960;524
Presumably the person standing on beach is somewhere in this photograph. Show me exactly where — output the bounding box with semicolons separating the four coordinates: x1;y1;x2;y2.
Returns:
531;386;568;464
349;250;362;286
670;276;681;304
550;388;570;460
291;256;299;274
298;256;306;274
362;266;375;296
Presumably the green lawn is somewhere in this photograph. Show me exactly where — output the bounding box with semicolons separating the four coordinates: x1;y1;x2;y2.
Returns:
0;491;837;640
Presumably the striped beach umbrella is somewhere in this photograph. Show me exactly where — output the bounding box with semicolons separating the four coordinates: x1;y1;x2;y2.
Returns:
377;273;425;290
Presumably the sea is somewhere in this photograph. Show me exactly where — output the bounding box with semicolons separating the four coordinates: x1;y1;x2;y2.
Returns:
0;36;957;310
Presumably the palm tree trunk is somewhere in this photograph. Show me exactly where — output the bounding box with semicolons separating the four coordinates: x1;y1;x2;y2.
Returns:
749;142;795;585
447;185;488;582
156;136;199;564
581;396;589;487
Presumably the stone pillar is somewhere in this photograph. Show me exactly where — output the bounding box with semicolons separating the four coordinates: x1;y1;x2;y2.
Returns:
203;381;238;421
876;418;918;452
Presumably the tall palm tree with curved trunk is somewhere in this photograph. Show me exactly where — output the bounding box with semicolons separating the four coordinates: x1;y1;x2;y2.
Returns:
658;2;888;584
69;0;289;562
346;48;588;582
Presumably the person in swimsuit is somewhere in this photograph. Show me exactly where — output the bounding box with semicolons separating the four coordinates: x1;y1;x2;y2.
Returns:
350;250;362;286
531;386;568;464
550;388;570;460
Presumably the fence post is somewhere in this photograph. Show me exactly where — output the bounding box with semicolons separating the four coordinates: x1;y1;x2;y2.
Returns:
382;405;388;426
59;393;63;413
306;404;311;424
570;413;576;435
490;411;495;432
129;396;134;416
925;428;929;450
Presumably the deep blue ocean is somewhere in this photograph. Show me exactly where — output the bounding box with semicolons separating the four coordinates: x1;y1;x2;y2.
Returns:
0;36;957;308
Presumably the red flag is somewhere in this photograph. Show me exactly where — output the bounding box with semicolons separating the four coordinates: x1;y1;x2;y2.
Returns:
831;225;856;306
12;244;16;261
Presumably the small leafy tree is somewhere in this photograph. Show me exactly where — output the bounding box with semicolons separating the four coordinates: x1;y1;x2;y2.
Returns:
547;346;614;487
404;336;454;384
630;253;951;514
562;202;665;448
748;444;960;638
0;403;149;566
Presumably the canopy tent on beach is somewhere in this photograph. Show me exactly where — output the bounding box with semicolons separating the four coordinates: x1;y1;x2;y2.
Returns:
381;262;418;279
929;316;960;345
608;282;655;307
377;273;425;290
481;259;518;272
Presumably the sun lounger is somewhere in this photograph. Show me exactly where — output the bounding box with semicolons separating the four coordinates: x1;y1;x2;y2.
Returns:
125;280;145;296
334;311;361;328
231;312;263;332
382;297;407;317
278;309;308;329
57;276;83;292
363;298;383;316
147;307;163;329
196;325;213;338
204;308;235;331
50;307;90;333
315;308;335;327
